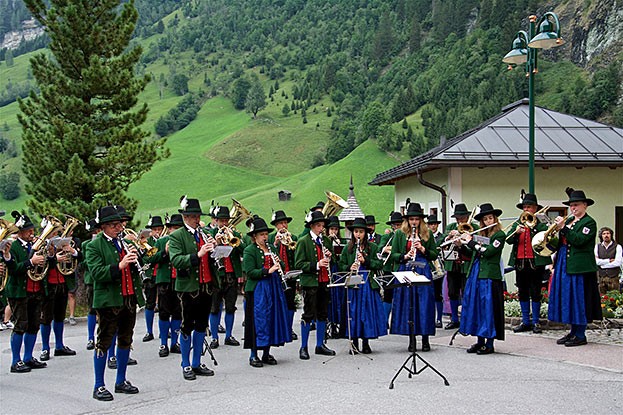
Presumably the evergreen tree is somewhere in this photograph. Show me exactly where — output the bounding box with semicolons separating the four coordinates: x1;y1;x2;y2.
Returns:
231;76;251;110
18;0;167;220
281;103;290;116
245;75;266;118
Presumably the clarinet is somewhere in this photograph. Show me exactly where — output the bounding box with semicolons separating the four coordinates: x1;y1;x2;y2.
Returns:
266;244;289;290
118;232;150;282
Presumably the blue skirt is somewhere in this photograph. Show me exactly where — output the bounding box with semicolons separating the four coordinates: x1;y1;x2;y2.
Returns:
328;285;345;324
548;245;587;325
390;254;436;336
340;270;387;339
250;272;292;348
460;259;492;338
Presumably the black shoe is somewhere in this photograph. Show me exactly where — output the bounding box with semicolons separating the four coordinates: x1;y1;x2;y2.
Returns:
435;320;443;328
218;324;226;334
360;343;372;354
310;322;316;331
107;357;117;369
10;361;31;373
299;347;310;360
143;333;154;342
421;341;431;352
114;380;139;394
444;321;460;330
315;344;336;356
224;336;240;346
249;357;264;368
408;342;415;353
476;346;495;355
86;339;95;350
170;343;181;354
513;323;533;333
192;363;215;376
556;333;573;345
262;354;278;365
183;366;196;380
128;357;138;365
564;336;588;347
93;386;113;401
159;345;169;357
532;324;543;334
25;358;47;369
40;350;50;361
291;331;298;341
466;343;484;354
54;346;76;356
210;339;219;349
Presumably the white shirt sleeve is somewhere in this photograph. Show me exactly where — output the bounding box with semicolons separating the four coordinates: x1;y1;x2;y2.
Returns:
596;244;623;269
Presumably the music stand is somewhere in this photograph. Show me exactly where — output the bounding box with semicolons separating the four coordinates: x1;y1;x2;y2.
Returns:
323;272;370;363
387;271;450;388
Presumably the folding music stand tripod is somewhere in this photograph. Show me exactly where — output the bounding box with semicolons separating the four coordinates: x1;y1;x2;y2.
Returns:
323;272;371;364
387;273;449;389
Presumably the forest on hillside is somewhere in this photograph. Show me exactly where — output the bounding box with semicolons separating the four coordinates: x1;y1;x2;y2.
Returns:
2;0;622;166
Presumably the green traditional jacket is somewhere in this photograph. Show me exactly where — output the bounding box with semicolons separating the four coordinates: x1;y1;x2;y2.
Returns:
85;232;145;308
242;243;285;292
506;220;552;267
559;214;598;274
389;229;439;272
379;230;396;274
466;230;506;280
268;231;298;272
338;241;383;289
441;221;479;274
208;226;245;281
5;239;50;298
144;235;174;284
294;232;335;287
169;226;218;293
81;239;94;285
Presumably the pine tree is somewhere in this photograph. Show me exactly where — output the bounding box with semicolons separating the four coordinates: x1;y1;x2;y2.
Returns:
18;0;167;221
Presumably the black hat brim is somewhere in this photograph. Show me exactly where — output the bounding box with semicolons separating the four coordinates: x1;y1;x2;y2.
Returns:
516;202;543;210
562;198;594;206
247;226;274;236
270;216;292;225
347;224;369;232
474;209;503;221
178;209;206;215
304;218;329;228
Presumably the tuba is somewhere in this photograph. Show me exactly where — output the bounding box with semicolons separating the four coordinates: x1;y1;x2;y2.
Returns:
56;215;81;276
28;216;64;281
0;219;19;291
321;191;349;217
229;199;252;229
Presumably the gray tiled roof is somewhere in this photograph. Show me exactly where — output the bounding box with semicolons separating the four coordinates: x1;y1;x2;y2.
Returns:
370;99;623;186
339;177;365;221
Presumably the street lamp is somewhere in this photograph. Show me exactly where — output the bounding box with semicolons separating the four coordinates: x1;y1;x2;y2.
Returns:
503;13;564;194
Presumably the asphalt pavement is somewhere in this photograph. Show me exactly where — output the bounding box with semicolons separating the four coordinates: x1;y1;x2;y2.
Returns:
1;303;622;415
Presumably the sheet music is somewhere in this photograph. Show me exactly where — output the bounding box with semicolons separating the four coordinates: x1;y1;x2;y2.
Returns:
392;271;430;284
210;245;233;259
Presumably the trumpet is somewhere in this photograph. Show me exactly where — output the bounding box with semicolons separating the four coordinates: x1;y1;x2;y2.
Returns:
118;229;150;282
276;229;297;250
28;216;64;282
123;228;157;257
216;226;240;247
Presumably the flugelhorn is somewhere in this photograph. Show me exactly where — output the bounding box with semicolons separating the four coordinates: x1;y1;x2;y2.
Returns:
216;225;240;247
56;215;81;276
532;214;571;257
277;229;296;250
124;228;157;257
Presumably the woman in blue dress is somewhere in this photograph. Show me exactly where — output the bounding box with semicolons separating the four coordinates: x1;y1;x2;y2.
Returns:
242;217;292;368
459;203;506;355
337;217;387;354
389;202;438;352
548;188;601;347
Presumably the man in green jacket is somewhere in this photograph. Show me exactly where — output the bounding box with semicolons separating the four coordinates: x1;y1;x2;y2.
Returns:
169;196;217;381
86;205;144;401
207;205;245;348
141;215;164;343
294;210;336;360
5;211;47;374
506;193;551;334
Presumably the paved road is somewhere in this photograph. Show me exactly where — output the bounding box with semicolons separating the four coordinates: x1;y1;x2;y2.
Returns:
1;306;622;414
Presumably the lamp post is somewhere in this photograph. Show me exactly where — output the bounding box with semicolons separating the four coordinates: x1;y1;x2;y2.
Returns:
503;13;564;194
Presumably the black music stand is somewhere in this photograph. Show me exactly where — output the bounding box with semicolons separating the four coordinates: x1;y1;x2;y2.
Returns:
323;272;371;364
201;329;219;366
387;272;449;389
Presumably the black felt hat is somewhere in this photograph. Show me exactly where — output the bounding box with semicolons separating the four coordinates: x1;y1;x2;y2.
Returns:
309;201;325;211
178;195;206;215
270;210;292;225
386;211;404;225
427;214;441;224
516;193;543;210
474;203;503;221
451;203;471;217
84;218;99;232
95;206;123;225
562;187;594;206
304;211;329;228
166;214;184;227
365;215;379;226
403;202;426;218
113;205;133;221
11;211;34;230
146;215;164;228
213;205;231;219
247;217;274;236
347;217;370;232
326;215;343;229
